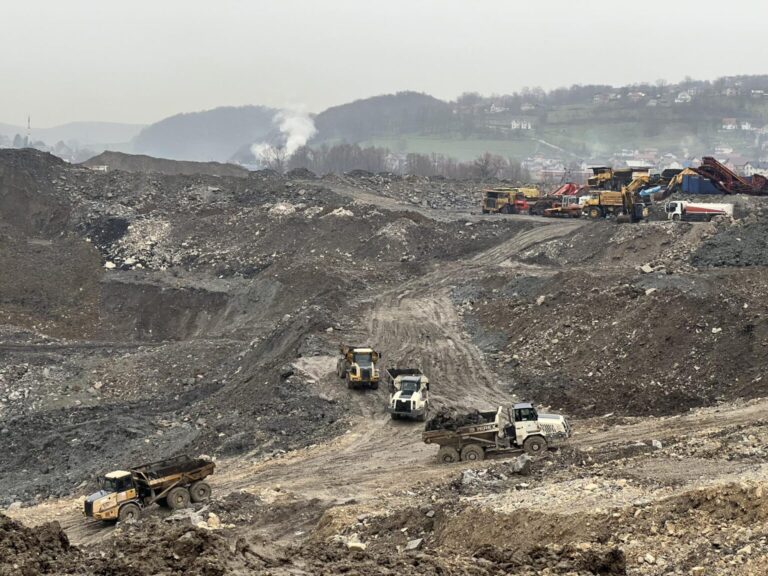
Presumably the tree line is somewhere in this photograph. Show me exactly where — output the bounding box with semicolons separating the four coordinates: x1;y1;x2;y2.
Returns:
265;142;530;181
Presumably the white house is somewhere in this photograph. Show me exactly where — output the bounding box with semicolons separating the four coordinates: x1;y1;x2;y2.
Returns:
510;119;533;130
742;161;768;177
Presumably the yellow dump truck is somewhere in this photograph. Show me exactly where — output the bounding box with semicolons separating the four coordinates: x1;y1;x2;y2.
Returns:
581;191;625;218
337;345;381;389
84;455;215;522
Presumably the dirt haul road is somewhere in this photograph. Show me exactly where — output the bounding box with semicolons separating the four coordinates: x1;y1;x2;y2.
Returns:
212;209;584;496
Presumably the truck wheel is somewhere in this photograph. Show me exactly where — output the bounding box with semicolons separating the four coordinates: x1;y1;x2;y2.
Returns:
118;502;141;522
460;444;485;462
436;446;460;464
672;214;680;222
190;481;211;503
370;380;379;390
523;436;548;455
588;207;601;219
166;487;191;510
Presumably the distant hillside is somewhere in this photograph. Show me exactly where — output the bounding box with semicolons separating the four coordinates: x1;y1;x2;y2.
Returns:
133;105;277;162
312;77;768;161
313;91;452;142
0;121;144;145
81;151;249;178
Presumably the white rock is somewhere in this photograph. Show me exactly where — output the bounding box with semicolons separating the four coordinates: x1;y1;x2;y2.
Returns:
327;207;354;218
207;512;221;529
104;261;116;269
405;538;423;551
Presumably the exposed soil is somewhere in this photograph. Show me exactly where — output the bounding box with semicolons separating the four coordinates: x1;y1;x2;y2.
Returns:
3;150;768;575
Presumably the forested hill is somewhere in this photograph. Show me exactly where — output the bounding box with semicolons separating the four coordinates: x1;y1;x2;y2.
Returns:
132;105;277;162
313;91;452;142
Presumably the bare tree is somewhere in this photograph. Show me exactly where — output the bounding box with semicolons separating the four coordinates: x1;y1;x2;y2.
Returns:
255;144;287;173
473;152;506;180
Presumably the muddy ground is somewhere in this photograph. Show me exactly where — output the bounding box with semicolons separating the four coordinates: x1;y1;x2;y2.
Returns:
2;150;768;575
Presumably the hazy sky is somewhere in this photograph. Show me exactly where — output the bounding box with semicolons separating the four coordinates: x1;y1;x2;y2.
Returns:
2;0;767;127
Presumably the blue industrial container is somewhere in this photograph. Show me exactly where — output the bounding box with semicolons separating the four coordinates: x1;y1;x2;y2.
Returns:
682;174;720;195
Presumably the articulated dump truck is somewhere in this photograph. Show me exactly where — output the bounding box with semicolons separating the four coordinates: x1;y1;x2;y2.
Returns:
84;455;215;522
337;345;381;390
423;403;571;464
386;368;430;421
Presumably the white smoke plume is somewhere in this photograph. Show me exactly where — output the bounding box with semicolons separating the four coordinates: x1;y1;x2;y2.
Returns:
251;106;316;165
276;108;316;156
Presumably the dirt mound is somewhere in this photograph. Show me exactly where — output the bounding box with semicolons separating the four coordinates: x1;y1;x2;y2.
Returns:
459;263;768;417
692;211;768;267
85;518;265;576
285;167;317;179
0;513;80;575
81;151;250;178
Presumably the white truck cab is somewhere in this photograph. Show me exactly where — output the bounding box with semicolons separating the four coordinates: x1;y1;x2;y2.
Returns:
387;368;430;421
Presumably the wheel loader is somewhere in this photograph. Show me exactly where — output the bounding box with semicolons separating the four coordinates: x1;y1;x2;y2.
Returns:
337;345;381;390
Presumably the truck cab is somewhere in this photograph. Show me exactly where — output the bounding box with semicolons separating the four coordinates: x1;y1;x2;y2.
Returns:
506;403;570;453
387;368;429;420
84;470;140;522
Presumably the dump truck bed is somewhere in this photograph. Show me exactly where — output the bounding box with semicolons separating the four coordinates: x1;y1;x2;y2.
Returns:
422;411;500;447
386;368;423;379
131;455;214;489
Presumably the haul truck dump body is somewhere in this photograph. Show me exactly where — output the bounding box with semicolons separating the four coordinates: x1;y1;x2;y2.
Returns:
84;455;215;522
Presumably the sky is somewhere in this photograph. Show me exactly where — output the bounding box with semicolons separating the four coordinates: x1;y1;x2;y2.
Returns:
2;0;767;127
